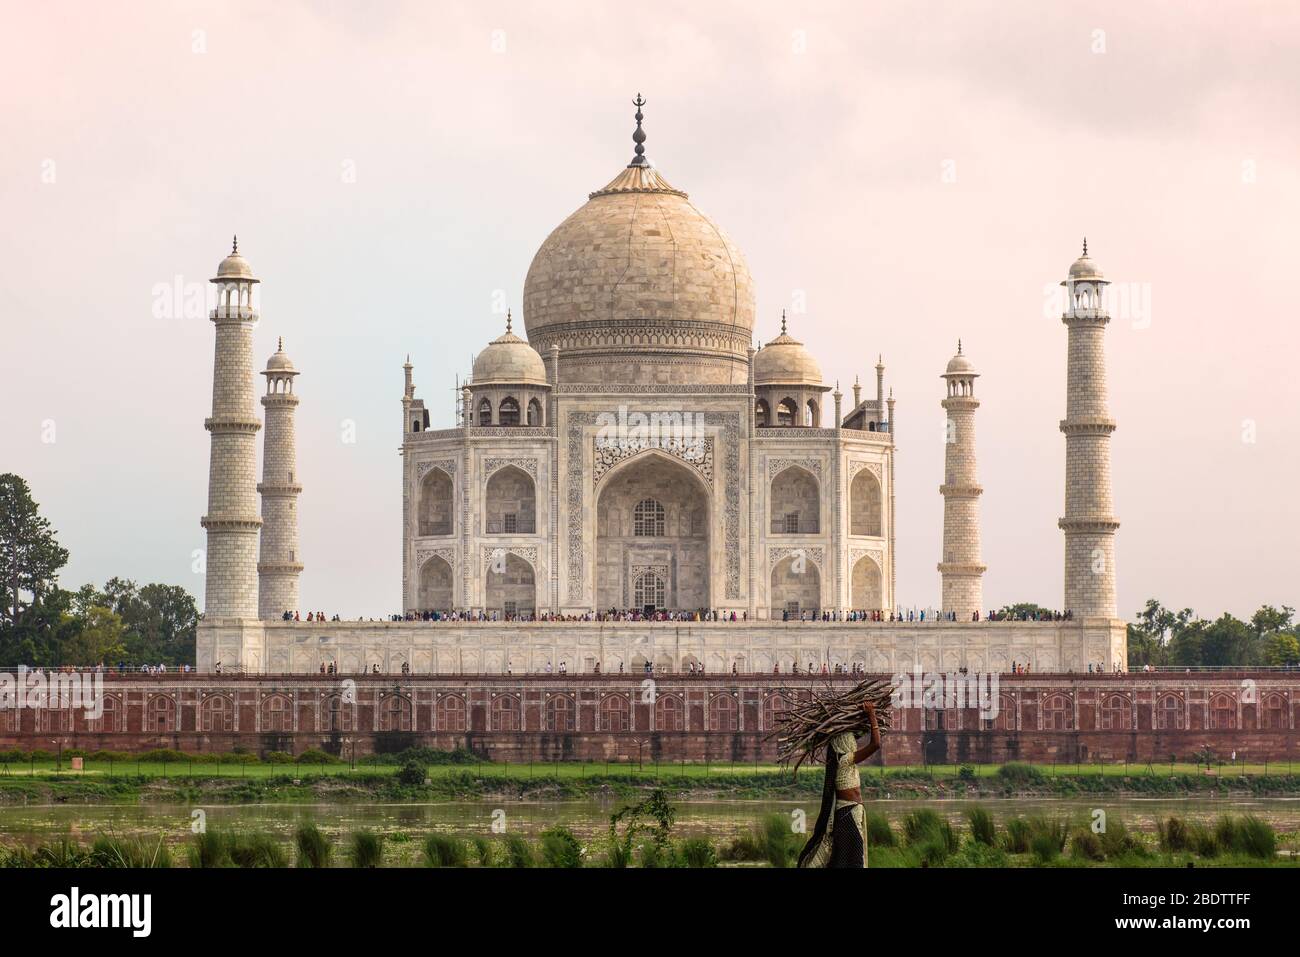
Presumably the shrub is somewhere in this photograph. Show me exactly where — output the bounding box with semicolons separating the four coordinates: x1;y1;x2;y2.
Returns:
1025;815;1067;853
228;833;288;868
1157;815;1191;852
757;812;801;868
903;809;958;865
396;761;427;786
90;835;172;868
263;751;296;765
348;831;384;868
1030;833;1061;865
1069;828;1105;862
866;811;896;847
948;841;1009;868
188;830;232;868
678;837;717;868
471;836;495;867
996;762;1044;786
637;840;673;868
958;764;977;782
719;832;764;862
423;834;468;868
26;750;54;762
966;806;997;847
603;838;634;868
1002;817;1031;853
1098;817;1143;858
1215;815;1275;860
295;824;332;868
503;834;536;868
540;827;584;868
296;749;340;765
137;749;188;763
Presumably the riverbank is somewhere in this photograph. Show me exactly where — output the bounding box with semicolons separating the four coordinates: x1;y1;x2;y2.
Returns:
3;762;1300;806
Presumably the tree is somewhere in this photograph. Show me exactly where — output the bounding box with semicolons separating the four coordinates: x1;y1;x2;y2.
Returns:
0;474;69;627
1263;632;1300;667
1199;613;1255;667
60;605;127;666
999;603;1055;620
1250;604;1295;639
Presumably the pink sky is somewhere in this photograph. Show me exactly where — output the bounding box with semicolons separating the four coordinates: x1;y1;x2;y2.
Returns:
2;1;1297;620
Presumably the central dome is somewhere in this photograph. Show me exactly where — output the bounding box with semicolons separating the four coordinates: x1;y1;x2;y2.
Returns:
522;105;755;385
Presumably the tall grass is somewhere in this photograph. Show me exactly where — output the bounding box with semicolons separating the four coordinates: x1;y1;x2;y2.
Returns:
540;827;583;868
423;833;469;867
348;830;384;868
966;806;997;846
295;823;332;868
677;837;718;868
866;811;896;847
903;809;958;865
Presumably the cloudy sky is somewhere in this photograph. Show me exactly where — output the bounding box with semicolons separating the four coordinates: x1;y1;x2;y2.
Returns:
3;0;1297;620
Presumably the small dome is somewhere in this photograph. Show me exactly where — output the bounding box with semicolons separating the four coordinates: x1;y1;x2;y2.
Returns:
214;236;257;282
943;341;976;376
472;314;549;387
754;315;823;387
1066;240;1104;282
265;337;295;372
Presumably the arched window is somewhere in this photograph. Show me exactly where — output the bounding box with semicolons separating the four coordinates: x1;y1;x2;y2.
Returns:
776;399;796;426
599;694;629;732
1209;693;1236;730
655;694;684;731
491;694;520;731
39;696;71;732
435;695;466;732
709;694;738;732
418;468;454;537
261;694;292;732
1155;694;1184;730
485;466;535;535
762;693;787;732
804;400;818;427
148;695;177;733
770;466;819;535
477;398;492;426
202;696;233;733
1099;694;1132;731
849;468;883;537
323;694;355;732
983;694;1017;731
755;399;770;427
498;397;520;426
1041;694;1073;730
91;695;121;733
1261;693;1287;730
527;398;542;426
379;695;413;732
633;498;665;537
633;571;666;610
546;695;575;732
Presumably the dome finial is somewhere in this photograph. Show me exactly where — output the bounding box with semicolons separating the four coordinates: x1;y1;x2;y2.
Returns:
506;308;513;333
781;309;787;335
232;234;238;255
278;335;283;351
628;93;648;168
1082;236;1088;256
957;338;962;355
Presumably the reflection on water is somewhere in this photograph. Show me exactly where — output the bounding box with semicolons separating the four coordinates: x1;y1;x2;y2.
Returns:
2;795;1298;853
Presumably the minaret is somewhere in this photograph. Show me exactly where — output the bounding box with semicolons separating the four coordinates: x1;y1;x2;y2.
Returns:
201;237;262;619
257;338;303;619
1059;240;1119;617
938;341;985;619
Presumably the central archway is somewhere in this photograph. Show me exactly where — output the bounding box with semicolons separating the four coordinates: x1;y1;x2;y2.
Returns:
595;452;710;612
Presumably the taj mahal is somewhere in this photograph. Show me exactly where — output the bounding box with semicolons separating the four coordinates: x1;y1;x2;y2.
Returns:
196;100;1126;675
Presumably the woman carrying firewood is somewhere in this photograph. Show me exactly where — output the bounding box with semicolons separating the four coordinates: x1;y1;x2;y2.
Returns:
768;677;890;868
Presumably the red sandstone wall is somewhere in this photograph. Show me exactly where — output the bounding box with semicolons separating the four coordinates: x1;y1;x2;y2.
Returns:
2;673;1296;763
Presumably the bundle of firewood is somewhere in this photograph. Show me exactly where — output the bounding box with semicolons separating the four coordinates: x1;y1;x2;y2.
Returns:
767;677;894;772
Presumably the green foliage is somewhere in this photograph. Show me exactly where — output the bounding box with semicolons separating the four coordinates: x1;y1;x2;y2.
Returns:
471;836;495;867
966;806;997;846
503;834;536;868
997;762;1044;785
348;830;384;868
227;833;288;868
608;788;676;865
958;764;977;782
396;761;427;786
903;809;958;865
1002;817;1031;854
948;840;1009;868
296;749;340;765
718;831;764;862
677;837;718;868
540;826;584;868
360;746;477;766
423;833;469;867
295;823;332;868
1030;833;1061;864
1215;815;1275;859
0;474;69;633
866;811;897;847
757;812;802;868
1069;828;1105;861
188;830;232;868
89;834;172;868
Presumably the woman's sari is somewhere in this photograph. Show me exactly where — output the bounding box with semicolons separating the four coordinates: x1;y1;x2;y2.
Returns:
796;731;867;868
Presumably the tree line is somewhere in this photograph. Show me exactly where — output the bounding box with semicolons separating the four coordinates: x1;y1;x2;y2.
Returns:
1;473;197;667
1126;599;1299;668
